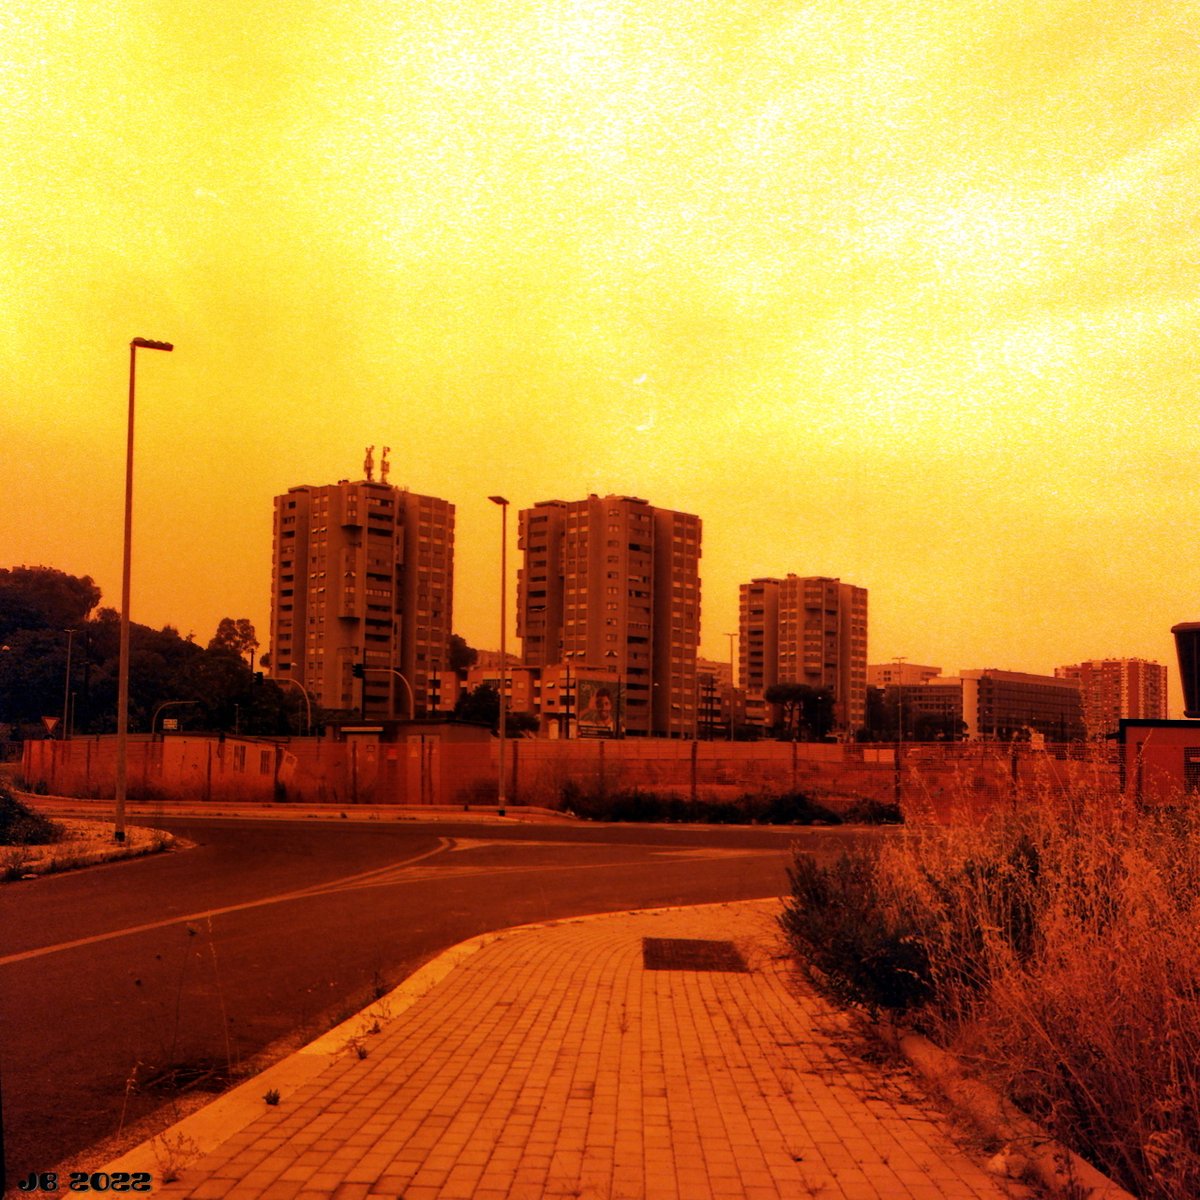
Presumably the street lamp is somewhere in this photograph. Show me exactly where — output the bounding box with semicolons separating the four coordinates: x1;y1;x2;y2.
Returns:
115;336;173;843
488;495;509;813
726;631;736;741
604;649;623;738
61;628;75;739
562;651;583;739
152;699;199;735
893;655;907;808
271;670;313;734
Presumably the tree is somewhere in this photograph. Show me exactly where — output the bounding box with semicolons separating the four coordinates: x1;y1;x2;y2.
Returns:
448;634;478;672
208;617;259;666
0;566;100;638
764;683;835;741
453;684;539;734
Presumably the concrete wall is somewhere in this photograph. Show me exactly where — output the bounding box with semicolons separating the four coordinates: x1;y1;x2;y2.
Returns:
21;735;1119;822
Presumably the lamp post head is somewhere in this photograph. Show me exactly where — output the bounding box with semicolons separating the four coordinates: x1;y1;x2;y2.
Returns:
488;495;508;507
131;338;174;352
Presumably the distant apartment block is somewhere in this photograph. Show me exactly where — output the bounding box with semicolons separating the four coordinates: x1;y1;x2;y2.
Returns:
270;476;454;718
739;575;868;735
960;669;1084;742
517;494;701;737
1054;658;1168;739
867;663;943;687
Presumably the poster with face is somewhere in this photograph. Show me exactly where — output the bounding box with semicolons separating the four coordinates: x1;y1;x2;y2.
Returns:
576;678;621;737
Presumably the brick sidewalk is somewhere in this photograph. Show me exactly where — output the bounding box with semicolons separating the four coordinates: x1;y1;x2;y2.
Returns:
117;901;1028;1200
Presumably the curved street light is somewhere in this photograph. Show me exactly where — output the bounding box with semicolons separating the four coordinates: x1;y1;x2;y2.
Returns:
152;699;199;735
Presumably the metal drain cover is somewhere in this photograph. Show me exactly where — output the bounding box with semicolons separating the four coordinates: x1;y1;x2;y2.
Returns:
642;937;749;973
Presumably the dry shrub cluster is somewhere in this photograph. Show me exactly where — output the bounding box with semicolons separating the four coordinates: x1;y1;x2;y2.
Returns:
783;783;1200;1200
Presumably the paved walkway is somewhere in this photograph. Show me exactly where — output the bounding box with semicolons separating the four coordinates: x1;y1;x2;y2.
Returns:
107;901;1029;1200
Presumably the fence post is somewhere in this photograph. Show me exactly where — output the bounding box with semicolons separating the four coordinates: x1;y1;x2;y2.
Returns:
690;739;698;803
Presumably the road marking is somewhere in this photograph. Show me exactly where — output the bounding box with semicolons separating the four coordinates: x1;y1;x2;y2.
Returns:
0;838;455;968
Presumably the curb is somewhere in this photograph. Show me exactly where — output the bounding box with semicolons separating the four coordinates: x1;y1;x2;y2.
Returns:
881;1024;1136;1200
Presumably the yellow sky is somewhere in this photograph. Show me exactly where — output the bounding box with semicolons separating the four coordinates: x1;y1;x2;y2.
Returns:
4;1;1199;708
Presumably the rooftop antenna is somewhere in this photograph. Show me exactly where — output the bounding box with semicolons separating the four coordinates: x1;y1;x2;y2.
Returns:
364;444;375;482
380;446;391;484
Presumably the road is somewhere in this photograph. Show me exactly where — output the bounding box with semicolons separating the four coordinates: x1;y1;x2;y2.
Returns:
0;814;874;1185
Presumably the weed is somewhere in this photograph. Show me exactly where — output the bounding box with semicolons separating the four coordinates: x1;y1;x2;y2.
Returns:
153;1131;200;1183
263;1087;281;1106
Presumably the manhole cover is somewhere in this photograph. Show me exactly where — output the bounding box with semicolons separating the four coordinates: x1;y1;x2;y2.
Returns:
642;937;749;973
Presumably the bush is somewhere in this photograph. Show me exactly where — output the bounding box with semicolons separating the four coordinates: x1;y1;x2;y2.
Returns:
558;783;843;826
0;782;63;846
781;850;931;1014
781;786;1200;1200
840;797;904;825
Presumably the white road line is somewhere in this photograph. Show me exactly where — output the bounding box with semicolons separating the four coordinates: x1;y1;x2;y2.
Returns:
0;838;454;968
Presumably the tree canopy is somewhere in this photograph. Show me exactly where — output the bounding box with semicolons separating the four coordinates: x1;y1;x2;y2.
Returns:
0;567;292;738
0;565;100;638
208;617;260;665
453;683;539;735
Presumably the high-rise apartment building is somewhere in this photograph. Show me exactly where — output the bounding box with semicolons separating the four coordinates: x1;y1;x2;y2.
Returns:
270;477;454;718
517;494;701;737
739;575;868;735
1054;658;1168;739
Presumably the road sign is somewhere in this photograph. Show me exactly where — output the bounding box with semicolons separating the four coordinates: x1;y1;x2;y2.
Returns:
41;716;59;735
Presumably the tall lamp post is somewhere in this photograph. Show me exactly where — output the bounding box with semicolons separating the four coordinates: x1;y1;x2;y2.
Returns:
115;337;173;842
893;655;907;808
488;496;509;813
726;631;736;741
61;628;75;739
562;651;583;739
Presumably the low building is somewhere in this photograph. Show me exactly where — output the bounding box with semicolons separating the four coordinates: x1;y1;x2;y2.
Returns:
960;669;1085;742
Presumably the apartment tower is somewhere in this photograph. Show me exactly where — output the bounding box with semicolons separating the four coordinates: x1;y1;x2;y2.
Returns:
1054;658;1168;739
270;474;454;718
517;494;701;737
739;575;868;735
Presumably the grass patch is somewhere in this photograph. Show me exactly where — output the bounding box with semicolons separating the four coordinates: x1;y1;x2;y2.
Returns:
780;784;1200;1200
0;780;63;846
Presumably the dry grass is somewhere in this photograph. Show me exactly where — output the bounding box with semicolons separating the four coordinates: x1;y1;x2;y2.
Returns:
2;816;175;879
784;776;1200;1200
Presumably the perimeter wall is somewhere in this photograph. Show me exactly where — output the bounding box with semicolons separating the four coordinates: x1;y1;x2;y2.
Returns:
20;735;1120;822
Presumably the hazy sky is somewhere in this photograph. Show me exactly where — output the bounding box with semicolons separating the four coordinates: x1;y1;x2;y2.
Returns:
5;1;1198;708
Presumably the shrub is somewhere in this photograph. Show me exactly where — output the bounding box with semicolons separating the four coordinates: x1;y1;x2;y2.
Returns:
782;784;1200;1200
840;797;904;825
558;783;844;826
780;849;931;1014
0;782;63;846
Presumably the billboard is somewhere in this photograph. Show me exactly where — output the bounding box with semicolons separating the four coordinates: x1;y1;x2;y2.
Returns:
576;678;622;738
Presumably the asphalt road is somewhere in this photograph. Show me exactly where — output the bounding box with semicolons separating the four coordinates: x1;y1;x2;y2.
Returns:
0;815;875;1186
